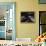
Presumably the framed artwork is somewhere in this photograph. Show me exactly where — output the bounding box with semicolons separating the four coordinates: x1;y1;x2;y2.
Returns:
21;12;35;23
39;0;46;4
0;2;16;40
39;11;46;35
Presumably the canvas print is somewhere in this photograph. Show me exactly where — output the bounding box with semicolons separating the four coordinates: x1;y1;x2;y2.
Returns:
21;12;35;23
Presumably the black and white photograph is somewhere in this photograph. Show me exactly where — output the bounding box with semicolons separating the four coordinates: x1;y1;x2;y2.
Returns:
21;12;35;23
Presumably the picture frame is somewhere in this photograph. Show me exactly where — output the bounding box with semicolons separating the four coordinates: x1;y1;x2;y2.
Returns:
39;11;46;24
39;0;46;4
21;12;35;23
39;11;46;35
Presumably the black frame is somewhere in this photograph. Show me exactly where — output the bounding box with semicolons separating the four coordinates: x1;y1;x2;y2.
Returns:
21;12;35;23
39;11;46;35
0;21;5;26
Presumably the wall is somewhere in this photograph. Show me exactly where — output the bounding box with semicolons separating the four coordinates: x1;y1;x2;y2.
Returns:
16;0;39;40
0;0;45;40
